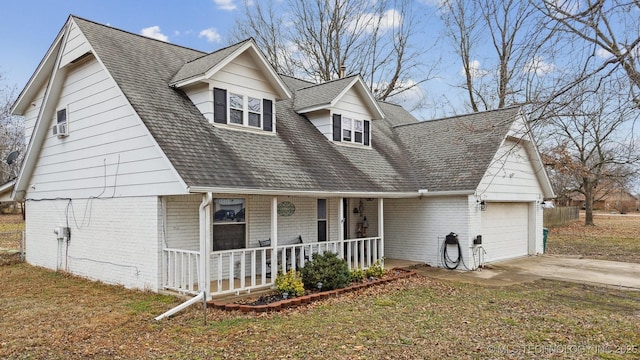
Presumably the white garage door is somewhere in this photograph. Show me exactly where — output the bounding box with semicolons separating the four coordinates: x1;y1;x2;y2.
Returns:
481;202;529;262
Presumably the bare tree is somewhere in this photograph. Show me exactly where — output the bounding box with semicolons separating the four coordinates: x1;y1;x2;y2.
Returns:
542;78;640;225
440;0;483;112
537;0;640;107
231;0;437;102
439;0;549;112
0;74;24;184
229;1;296;75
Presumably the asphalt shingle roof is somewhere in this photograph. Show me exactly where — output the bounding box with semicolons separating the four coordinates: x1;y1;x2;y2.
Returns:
293;75;358;111
170;40;250;85
393;107;520;192
73;16;518;195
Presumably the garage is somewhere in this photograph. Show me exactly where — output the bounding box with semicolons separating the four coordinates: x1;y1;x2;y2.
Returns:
481;202;530;262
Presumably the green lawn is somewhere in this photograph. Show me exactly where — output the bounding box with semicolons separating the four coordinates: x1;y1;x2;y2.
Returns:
1;263;638;359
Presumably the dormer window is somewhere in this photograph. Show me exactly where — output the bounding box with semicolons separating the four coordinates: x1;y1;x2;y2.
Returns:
213;87;274;132
333;114;370;146
342;117;352;141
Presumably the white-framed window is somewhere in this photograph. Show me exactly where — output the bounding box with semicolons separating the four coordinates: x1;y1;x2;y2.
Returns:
342;117;352;141
333;114;370;146
213;198;246;251
52;108;69;137
317;199;327;242
248;96;261;128
229;92;244;125
213;88;274;132
354;119;363;143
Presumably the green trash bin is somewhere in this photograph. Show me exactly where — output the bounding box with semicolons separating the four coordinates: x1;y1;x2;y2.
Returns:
543;228;549;253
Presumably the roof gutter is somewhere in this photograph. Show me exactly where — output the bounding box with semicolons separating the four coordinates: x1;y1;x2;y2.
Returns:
187;186;474;198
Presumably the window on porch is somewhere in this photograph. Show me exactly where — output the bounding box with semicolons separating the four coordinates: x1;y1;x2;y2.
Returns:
317;199;327;242
213;198;246;251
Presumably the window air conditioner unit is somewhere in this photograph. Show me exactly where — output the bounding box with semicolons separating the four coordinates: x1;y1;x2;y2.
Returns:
52;123;68;137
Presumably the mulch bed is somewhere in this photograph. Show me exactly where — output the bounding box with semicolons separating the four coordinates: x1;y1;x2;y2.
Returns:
207;267;416;313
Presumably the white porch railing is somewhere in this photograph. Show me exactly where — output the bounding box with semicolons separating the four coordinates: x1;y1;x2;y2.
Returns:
210;247;272;296
162;248;200;296
162;237;383;296
277;237;384;273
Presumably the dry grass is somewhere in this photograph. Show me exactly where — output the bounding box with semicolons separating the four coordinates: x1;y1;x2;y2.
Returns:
546;213;640;263
0;214;24;251
1;264;639;359
1;214;639;359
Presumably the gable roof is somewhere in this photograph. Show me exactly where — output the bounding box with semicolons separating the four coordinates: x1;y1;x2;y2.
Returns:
394;107;520;192
169;38;291;100
70;17;416;195
293;75;384;119
13;15;553;199
169;41;248;84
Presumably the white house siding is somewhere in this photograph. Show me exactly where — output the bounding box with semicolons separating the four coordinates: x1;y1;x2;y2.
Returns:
23;84;46;146
384;196;473;267
477;139;543;201
474;137;546;262
25;196;162;291
26;55;185;200
209;51;277;126
333;87;374;121
59;21;92;68
307;110;333;141
305;86;375;141
183;83;213;123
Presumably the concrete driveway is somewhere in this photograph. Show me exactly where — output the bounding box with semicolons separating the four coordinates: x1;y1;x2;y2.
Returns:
414;255;640;291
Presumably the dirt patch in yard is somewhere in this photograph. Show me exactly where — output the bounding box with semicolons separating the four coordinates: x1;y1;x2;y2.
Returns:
546;213;640;264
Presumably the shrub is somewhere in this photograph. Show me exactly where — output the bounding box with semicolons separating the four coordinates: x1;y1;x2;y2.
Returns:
364;258;386;279
349;268;365;282
300;252;350;291
274;269;305;297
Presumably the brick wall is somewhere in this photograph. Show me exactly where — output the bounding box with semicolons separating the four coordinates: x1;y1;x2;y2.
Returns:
25;196;162;291
384;196;473;267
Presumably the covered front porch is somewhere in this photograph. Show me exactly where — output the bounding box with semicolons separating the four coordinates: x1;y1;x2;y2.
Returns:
160;193;386;298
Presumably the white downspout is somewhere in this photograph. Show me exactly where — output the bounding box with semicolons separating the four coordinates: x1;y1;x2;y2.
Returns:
339;197;344;258
199;192;212;298
154;192;212;321
271;196;278;278
378;198;384;266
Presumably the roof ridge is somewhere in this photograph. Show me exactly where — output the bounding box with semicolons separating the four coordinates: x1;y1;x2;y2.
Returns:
278;73;315;84
181;38;253;65
392;105;521;128
296;74;359;91
70;14;206;55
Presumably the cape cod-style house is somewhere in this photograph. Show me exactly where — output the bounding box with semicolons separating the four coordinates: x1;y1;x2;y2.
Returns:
11;16;554;300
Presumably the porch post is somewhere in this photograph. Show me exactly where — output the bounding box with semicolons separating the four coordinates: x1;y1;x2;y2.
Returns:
271;196;278;280
199;193;212;299
339;197;344;258
378;198;384;266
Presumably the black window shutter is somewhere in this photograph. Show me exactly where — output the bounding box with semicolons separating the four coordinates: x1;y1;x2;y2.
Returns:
364;120;370;145
213;88;227;124
263;99;273;131
332;114;342;141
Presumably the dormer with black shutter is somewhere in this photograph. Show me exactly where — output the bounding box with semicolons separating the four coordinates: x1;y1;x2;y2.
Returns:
170;39;291;134
293;75;383;147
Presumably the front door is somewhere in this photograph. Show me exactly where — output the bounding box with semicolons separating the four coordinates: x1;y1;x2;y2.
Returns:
342;198;349;240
